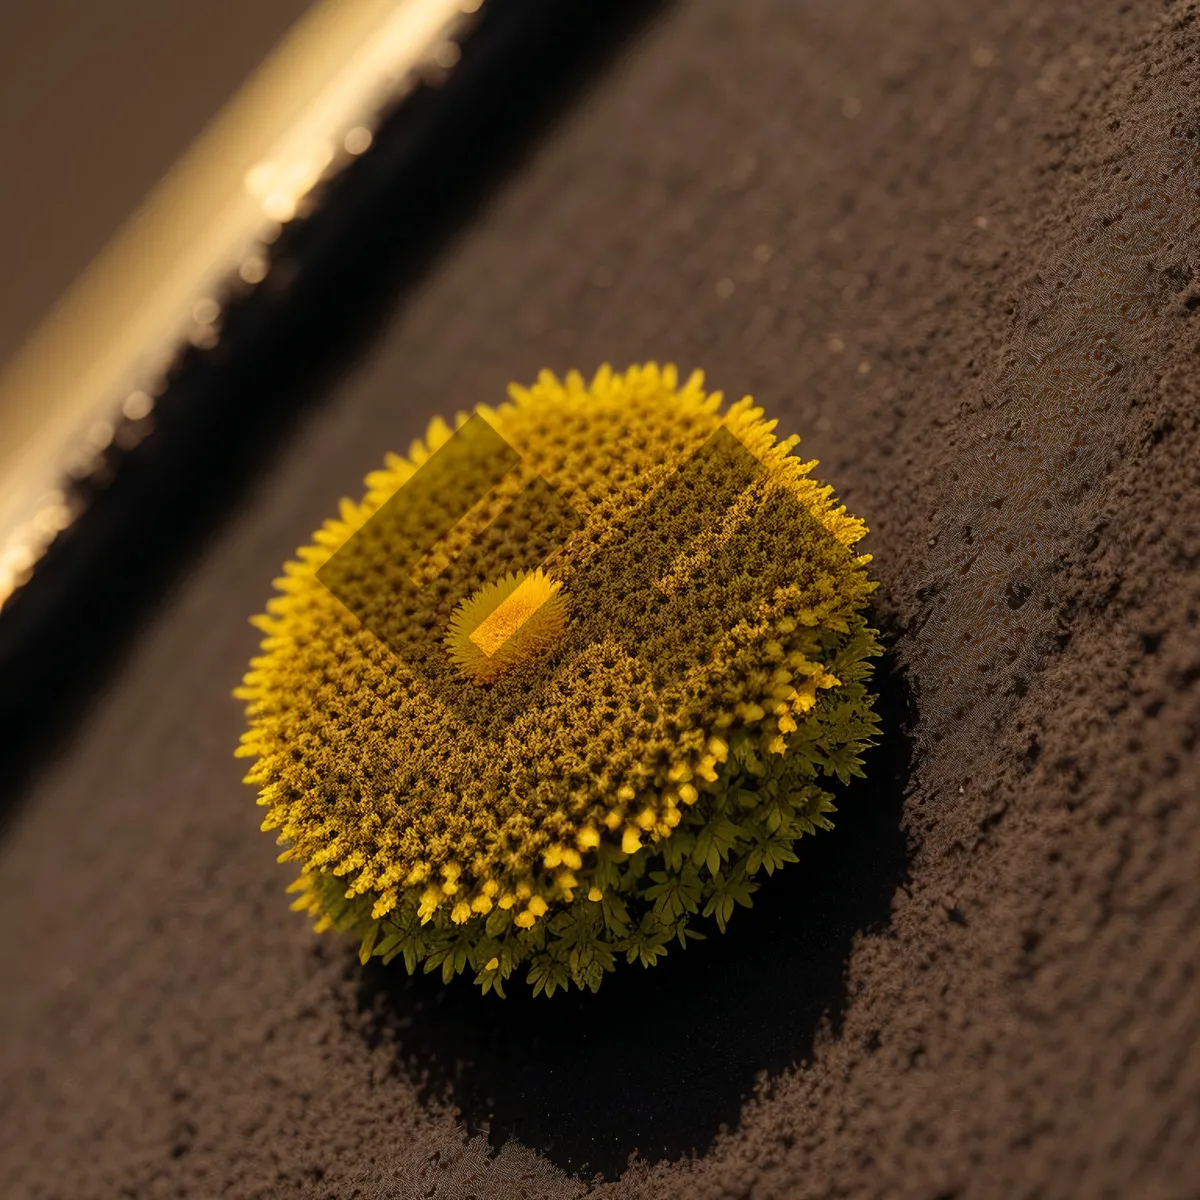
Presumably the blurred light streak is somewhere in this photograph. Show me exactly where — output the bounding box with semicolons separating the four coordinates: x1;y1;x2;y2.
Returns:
0;0;481;613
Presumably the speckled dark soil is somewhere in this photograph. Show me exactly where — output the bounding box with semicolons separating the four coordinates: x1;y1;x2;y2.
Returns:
3;1;1200;1197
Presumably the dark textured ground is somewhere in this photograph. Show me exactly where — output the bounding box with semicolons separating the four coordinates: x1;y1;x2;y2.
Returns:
3;1;1200;1197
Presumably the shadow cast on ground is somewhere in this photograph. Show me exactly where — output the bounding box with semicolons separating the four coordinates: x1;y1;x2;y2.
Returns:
354;643;915;1180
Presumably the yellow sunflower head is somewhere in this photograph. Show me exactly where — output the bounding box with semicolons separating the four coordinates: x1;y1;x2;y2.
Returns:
235;363;882;996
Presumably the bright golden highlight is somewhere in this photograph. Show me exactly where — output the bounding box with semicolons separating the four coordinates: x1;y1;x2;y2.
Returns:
446;568;568;683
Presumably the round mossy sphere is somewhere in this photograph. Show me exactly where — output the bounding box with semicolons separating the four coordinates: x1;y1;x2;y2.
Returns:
236;363;882;996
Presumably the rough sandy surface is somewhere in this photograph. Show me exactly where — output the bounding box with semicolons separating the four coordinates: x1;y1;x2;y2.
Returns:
2;1;1199;1197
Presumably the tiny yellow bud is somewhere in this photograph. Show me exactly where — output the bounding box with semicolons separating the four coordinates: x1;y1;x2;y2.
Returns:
587;887;603;902
679;783;699;806
604;809;623;831
622;826;643;854
484;956;500;971
418;885;442;924
617;784;636;802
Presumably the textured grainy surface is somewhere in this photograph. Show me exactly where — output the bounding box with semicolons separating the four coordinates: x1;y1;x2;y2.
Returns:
3;0;1200;1197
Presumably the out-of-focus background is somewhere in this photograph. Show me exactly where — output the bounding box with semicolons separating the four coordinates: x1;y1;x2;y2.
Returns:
0;0;313;372
3;3;1200;1198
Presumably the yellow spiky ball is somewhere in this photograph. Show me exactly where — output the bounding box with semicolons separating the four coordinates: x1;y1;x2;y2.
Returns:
236;363;882;996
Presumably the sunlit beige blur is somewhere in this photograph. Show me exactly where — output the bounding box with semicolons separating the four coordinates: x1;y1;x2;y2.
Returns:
0;0;480;611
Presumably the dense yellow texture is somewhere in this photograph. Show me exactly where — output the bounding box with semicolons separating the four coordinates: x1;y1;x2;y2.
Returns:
236;363;882;995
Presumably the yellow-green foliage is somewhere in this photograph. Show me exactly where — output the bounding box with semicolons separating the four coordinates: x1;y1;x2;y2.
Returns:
236;363;882;996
